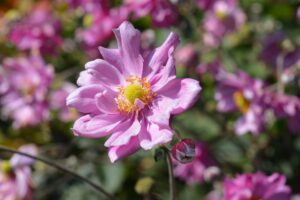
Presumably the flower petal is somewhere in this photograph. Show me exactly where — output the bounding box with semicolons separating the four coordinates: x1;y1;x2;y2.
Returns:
139;120;173;150
108;136;140;163
95;89;118;114
145;32;179;78
10;145;37;168
15;167;31;199
105;116;141;147
113;21;143;76
156;78;201;114
98;47;124;72
85;59;124;88
72;114;124;138
67;85;103;114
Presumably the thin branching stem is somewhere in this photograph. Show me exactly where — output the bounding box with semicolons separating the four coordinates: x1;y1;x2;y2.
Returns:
0;145;116;200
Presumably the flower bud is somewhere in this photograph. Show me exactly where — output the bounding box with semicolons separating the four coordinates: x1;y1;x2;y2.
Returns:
171;139;196;163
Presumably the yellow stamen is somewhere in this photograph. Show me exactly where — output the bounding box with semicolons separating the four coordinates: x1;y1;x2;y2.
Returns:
216;10;227;20
1;161;11;174
116;76;154;113
233;91;250;113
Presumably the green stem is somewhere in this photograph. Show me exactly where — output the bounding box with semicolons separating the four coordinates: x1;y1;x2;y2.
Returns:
166;152;176;200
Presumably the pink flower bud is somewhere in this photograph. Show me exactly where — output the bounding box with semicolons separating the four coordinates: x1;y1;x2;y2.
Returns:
171;139;196;163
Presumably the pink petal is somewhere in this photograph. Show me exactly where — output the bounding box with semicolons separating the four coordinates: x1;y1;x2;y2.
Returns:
145;32;179;78
104;116;141;147
15;167;31;199
10;145;37;168
67;85;103;114
151;51;176;92
113;21;143;76
85;59;124;88
77;70;100;86
156;78;201;114
98;47;123;72
95;89;118;114
139;120;173;150
108;136;140;163
72;114;124;138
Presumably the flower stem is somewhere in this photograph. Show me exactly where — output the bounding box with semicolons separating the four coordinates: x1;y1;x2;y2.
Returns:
0;145;116;200
166;152;176;200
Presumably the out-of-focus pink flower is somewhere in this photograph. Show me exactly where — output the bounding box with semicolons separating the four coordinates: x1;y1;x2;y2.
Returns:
259;32;300;70
171;139;196;163
9;9;62;55
197;59;224;77
65;0;109;13
175;45;198;68
269;93;300;133
125;0;178;27
50;83;78;122
196;0;237;11
202;0;246;48
223;172;291;200
67;21;201;162
0;144;37;200
76;5;128;57
204;191;222;200
297;7;300;21
0;52;53;128
173;142;216;184
215;71;266;135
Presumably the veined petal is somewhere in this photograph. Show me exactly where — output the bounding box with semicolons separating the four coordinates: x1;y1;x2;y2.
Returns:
98;47;123;72
156;78;201;114
108;136;140;163
72;114;124;138
139;120;173;150
95;89;118;114
77;70;100;86
113;21;143;76
151;52;176;92
67;85;103;114
85;59;124;88
105;116;141;147
145;32;179;78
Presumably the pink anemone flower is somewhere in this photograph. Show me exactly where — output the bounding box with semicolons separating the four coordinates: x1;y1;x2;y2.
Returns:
0;145;37;200
67;21;201;162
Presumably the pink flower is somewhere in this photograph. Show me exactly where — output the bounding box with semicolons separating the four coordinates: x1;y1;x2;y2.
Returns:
175;45;198;68
67;21;201;162
269;93;300;133
173;142;216;184
223;172;291;200
76;5;128;58
0;145;37;200
125;0;178;27
50;82;78;122
215;71;266;135
65;0;109;13
202;0;246;48
0;52;53;128
9;8;62;55
259;32;300;70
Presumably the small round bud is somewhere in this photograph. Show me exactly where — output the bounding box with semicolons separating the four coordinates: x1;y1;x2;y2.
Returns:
171;138;196;163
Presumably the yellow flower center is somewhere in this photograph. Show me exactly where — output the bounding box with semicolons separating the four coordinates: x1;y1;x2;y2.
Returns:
216;10;227;20
124;84;146;104
1;160;11;174
116;76;154;113
233;91;250;113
